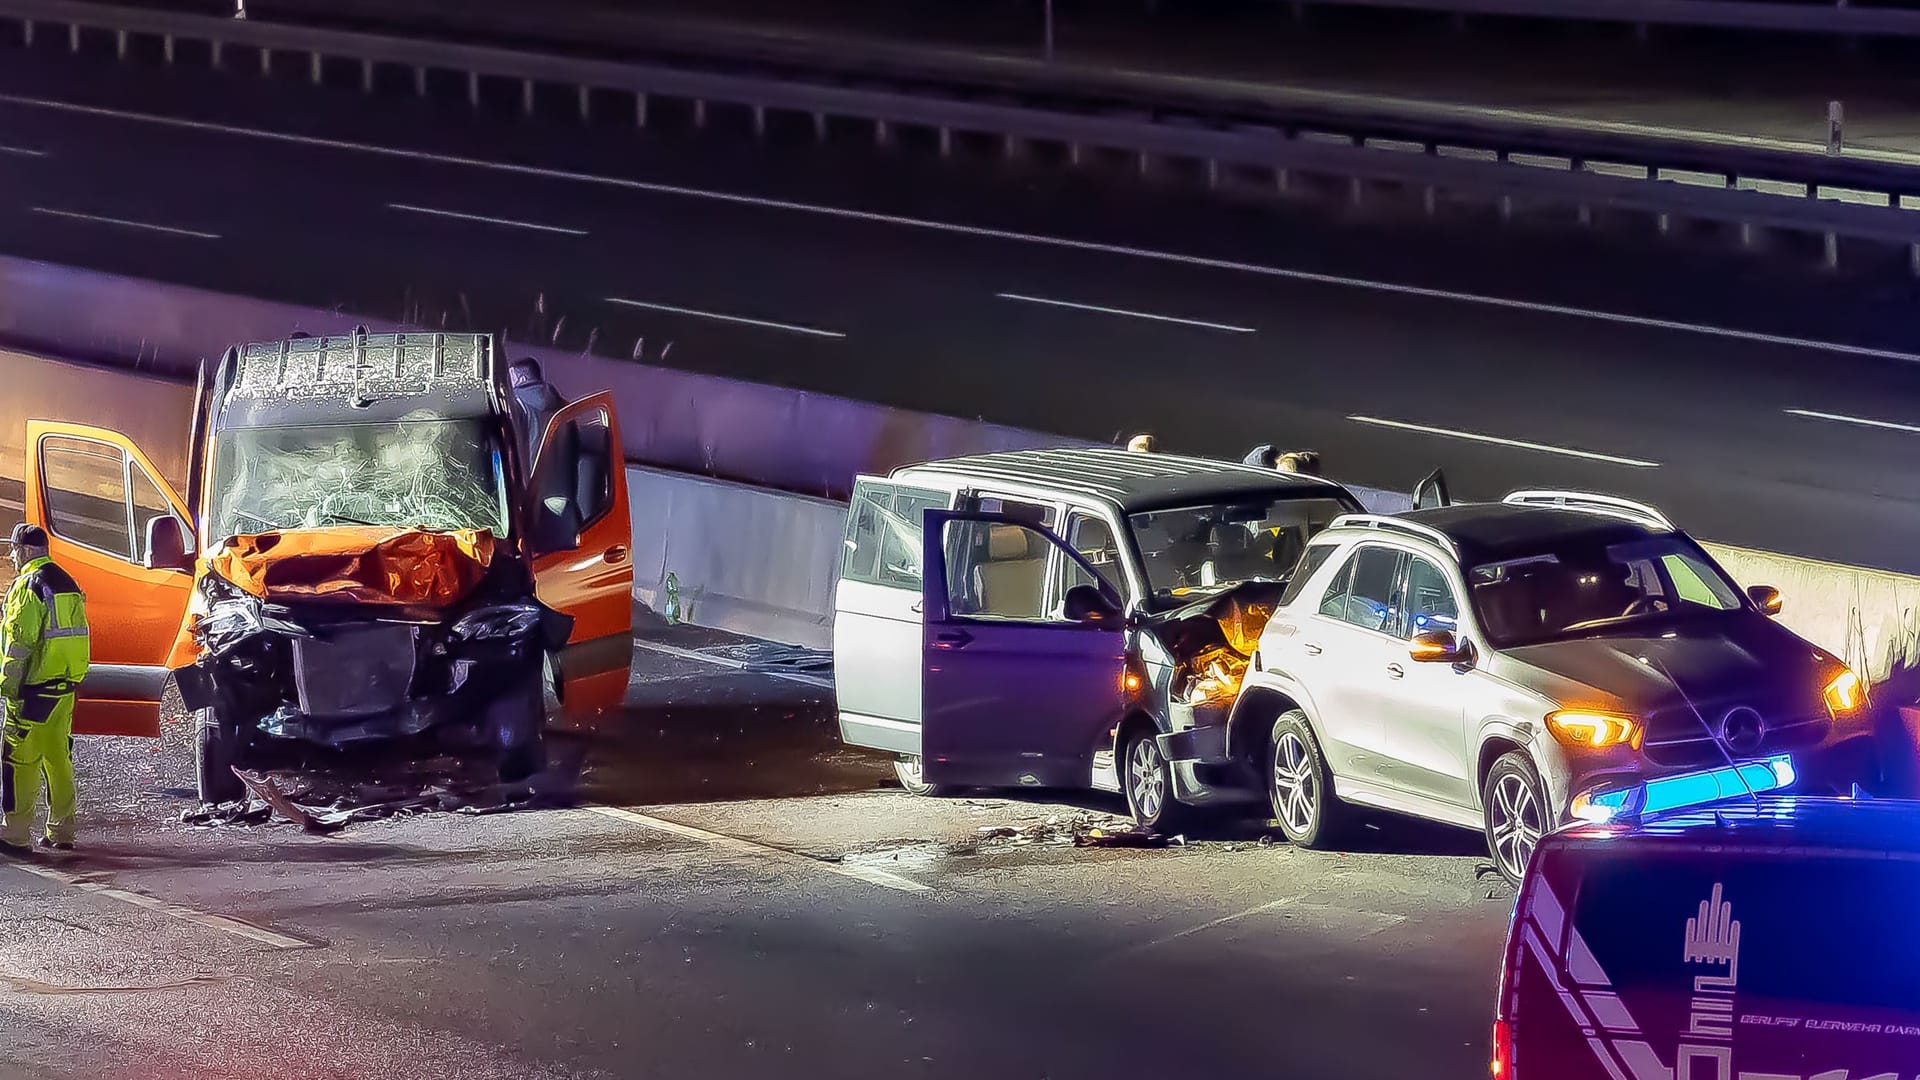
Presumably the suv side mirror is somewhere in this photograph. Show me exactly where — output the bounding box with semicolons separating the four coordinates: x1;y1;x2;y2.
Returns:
143;515;193;572
1062;584;1121;626
1747;584;1783;616
1409;628;1467;663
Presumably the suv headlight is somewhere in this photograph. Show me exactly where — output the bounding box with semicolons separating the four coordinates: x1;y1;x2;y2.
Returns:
451;603;543;643
1824;669;1864;716
1547;710;1640;749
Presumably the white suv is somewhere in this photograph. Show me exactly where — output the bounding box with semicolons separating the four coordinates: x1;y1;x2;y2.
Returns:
1227;492;1878;884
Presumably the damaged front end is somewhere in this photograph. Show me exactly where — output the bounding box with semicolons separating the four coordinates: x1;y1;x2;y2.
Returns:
1153;584;1284;727
173;528;571;750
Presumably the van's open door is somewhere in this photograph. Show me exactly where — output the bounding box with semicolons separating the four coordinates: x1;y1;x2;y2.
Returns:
529;393;633;718
24;421;195;737
919;510;1128;788
833;477;952;757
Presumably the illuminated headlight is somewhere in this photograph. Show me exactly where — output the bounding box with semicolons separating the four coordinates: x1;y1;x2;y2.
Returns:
451;603;543;642
1546;710;1640;749
1824;669;1864;716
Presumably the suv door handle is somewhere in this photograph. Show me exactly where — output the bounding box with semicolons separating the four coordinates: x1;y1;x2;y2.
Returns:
603;545;629;565
1386;662;1405;679
933;629;973;650
1302;643;1323;656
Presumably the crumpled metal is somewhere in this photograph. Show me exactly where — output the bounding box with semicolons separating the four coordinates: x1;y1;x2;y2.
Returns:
208;527;496;607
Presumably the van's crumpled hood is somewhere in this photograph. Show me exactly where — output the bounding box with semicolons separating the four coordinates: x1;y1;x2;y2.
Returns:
1494;615;1828;714
207;527;496;608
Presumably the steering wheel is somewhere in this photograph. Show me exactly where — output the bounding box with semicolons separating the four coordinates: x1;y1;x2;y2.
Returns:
1623;596;1668;618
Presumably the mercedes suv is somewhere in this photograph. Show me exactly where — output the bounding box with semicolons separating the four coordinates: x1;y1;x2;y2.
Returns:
1226;491;1879;884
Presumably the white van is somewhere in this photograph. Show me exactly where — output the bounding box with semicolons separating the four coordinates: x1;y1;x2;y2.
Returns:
832;447;1362;828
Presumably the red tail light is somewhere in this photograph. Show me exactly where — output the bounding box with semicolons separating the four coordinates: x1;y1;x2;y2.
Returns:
1490;1019;1513;1079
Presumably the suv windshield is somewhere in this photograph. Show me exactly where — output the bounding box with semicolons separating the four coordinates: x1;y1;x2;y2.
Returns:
210;417;511;539
1469;534;1744;647
1129;496;1350;606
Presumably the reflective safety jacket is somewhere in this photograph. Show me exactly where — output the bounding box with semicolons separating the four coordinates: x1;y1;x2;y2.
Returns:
1;557;90;714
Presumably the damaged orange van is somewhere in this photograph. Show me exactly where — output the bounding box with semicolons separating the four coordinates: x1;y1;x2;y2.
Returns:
24;332;634;801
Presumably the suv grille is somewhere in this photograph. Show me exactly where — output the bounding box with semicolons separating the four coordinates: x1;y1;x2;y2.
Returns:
1640;694;1828;768
293;626;417;718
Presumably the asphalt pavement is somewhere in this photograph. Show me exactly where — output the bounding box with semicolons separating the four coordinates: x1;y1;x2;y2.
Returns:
4;46;1920;572
0;640;1511;1080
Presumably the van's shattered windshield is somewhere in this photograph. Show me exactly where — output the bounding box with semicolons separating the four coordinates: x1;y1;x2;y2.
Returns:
1129;496;1350;607
210;417;511;539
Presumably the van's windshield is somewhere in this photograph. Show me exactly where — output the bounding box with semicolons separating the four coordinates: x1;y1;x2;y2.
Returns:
1128;496;1350;608
209;417;511;539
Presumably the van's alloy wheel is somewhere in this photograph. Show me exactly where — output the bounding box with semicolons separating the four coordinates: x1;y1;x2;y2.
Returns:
1122;729;1191;832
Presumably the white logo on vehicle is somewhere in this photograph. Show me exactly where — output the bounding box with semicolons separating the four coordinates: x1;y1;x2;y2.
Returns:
1519;879;1910;1080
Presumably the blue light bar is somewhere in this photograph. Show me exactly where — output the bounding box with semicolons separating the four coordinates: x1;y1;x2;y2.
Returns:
1572;755;1795;823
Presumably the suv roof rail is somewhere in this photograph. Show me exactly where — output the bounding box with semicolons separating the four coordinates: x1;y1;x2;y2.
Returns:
1330;514;1458;555
1501;490;1674;531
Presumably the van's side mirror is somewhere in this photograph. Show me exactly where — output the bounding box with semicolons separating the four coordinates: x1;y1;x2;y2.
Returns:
1063;584;1121;626
531;497;584;557
143;515;194;572
1748;585;1783;616
1409;628;1467;663
1413;468;1452;510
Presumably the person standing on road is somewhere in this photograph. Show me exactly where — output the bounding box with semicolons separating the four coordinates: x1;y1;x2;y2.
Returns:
0;524;89;854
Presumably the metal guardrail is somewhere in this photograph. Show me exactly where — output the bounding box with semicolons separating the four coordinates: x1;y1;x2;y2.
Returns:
2;0;1918;262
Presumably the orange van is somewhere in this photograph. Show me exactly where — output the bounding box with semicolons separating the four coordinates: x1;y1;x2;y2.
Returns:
24;332;633;801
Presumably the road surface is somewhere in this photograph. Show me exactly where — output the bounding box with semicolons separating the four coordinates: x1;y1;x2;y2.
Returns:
0;637;1510;1079
2;46;1920;572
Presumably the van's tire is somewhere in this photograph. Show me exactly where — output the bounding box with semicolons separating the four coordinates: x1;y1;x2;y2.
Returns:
1482;751;1549;888
1123;727;1194;834
893;756;956;797
194;707;245;805
1267;710;1345;848
489;675;548;783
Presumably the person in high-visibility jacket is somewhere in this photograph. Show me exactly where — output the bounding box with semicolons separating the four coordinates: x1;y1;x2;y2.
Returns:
1;524;89;853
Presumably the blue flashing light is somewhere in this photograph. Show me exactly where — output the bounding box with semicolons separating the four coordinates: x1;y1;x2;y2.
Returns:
1572;754;1795;823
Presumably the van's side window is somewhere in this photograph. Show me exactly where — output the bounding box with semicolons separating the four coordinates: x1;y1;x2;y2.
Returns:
40;435;135;560
1052;511;1125;603
842;481;947;591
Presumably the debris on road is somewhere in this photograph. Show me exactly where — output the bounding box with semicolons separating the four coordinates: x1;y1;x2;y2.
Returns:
1074;825;1177;849
179;753;569;832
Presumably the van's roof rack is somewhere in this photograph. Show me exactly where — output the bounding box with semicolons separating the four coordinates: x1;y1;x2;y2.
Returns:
1330;514;1458;555
1502;490;1673;531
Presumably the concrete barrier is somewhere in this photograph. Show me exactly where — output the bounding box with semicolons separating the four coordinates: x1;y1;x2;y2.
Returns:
3;255;1917;693
1705;541;1920;686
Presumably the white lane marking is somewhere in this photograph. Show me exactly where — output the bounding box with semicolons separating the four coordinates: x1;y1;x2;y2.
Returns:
0;144;47;157
2;91;1915;365
995;292;1256;333
1348;414;1661;468
387;202;587;236
6;860;316;950
585;805;929;893
631;637;833;690
1785;408;1920;435
30;206;220;240
605;297;846;339
1123;896;1303;955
